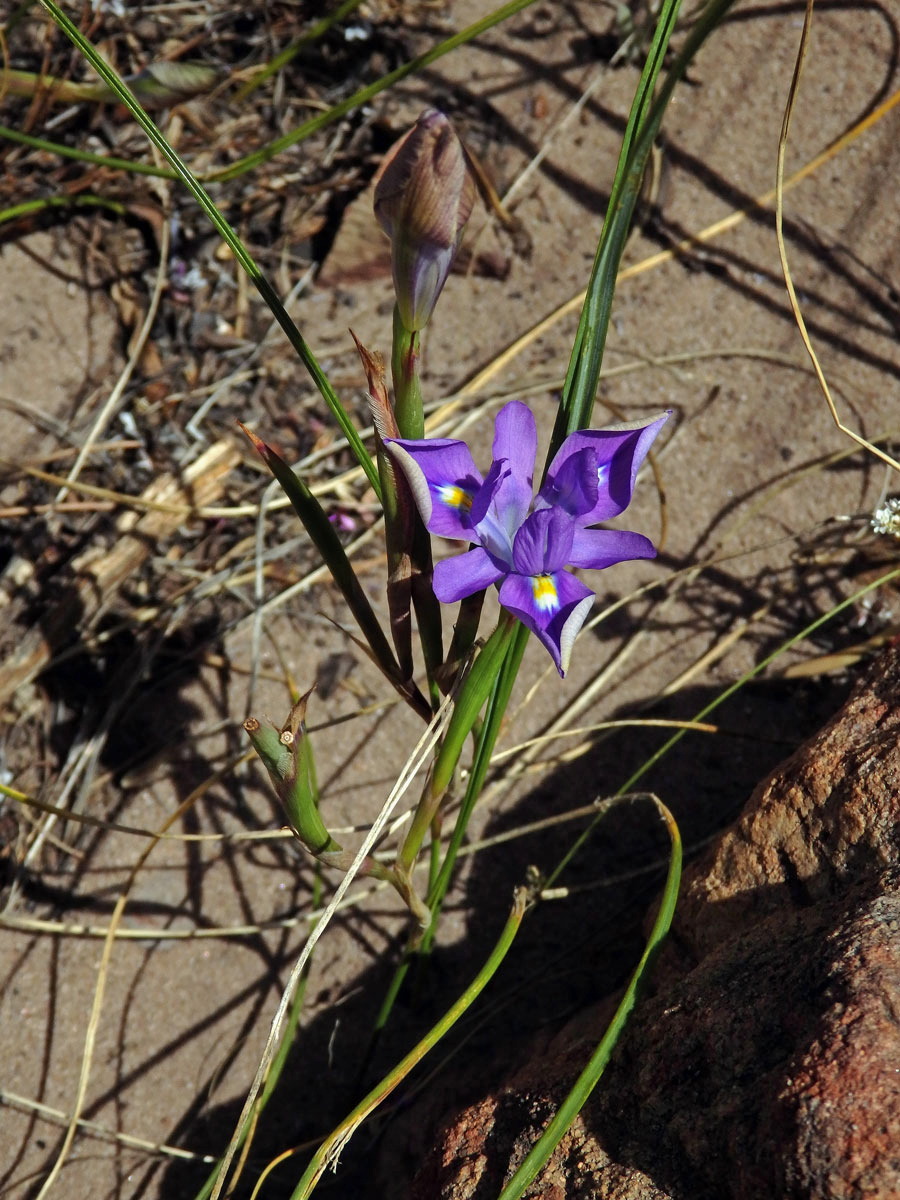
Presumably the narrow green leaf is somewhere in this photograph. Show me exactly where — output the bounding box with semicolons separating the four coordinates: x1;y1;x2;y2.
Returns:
0;194;127;225
547;0;682;458
38;0;380;495
394;611;517;877
353;332;415;680
547;0;737;462
240;423;430;722
429;612;518;800
210;0;541;184
292;887;528;1199
426;623;528;927
0;123;169;176
498;798;682;1200
389;307;443;705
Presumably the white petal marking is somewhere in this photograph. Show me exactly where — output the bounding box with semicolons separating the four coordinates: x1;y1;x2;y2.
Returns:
558;594;595;676
385;442;433;525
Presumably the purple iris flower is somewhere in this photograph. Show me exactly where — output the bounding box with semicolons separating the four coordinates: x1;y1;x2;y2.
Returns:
385;402;669;676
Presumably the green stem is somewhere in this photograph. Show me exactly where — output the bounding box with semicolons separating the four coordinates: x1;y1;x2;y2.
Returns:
0;123;171;176
391;305;443;707
410;520;444;711
292;888;528;1199
395;612;517;877
547;0;737;459
390;305;425;439
376;439;415;681
0;193;127;225
367;622;527;1053
442;586;486;688
422;623;529;945
497;800;682;1200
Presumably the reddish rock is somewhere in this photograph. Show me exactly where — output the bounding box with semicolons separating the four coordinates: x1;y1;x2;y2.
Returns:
411;643;900;1200
675;641;900;960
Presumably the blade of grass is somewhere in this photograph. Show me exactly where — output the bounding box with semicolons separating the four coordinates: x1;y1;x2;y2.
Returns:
363;622;529;1064
395;610;518;876
424;621;530;938
240;423;430;722
497;798;681;1200
0;122;172;174
38;0;380;496
547;0;738;460
291;887;528;1199
0;193;127;224
210;0;541;183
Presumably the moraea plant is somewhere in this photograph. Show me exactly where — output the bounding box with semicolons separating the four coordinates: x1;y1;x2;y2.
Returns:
386;402;669;675
374;108;475;334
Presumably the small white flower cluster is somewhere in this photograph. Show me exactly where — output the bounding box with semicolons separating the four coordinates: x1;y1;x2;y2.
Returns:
871;497;900;538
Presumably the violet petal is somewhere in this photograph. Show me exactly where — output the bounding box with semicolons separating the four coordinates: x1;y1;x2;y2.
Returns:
541;411;669;524
385;437;482;540
490;401;536;524
499;570;594;676
470;459;523;566
534;446;598;518
511;508;575;576
568;527;657;570
433;547;505;602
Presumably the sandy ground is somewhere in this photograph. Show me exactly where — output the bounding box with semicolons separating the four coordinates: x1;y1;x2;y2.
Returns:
1;1;899;1197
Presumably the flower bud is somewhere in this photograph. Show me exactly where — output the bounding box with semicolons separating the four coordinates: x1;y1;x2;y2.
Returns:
374;109;475;331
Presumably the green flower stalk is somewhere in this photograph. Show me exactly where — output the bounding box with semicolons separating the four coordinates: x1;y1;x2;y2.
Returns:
243;691;340;858
374;108;475;335
244;692;429;925
371;110;474;703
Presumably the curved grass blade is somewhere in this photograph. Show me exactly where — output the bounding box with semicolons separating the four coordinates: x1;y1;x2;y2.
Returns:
366;621;528;1060
0;122;182;176
291;887;528;1199
498;797;682;1200
395;610;518;875
0;194;127;225
424;621;529;937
